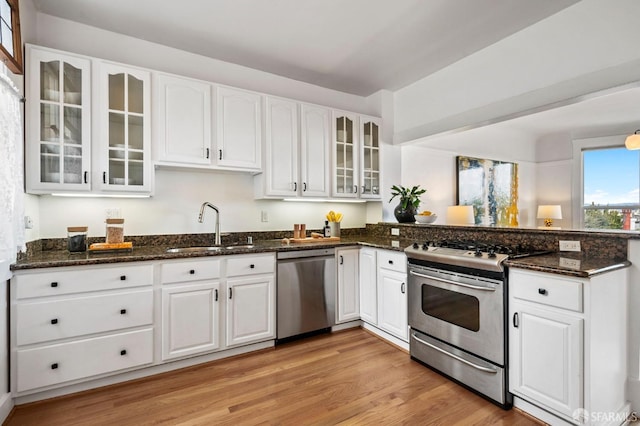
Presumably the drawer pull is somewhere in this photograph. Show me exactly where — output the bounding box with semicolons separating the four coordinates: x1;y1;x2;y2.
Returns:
389;260;393;265
50;318;58;325
120;349;127;356
120;309;127;315
229;288;233;299
189;269;195;275
401;282;406;294
51;363;59;370
513;312;519;328
215;289;218;301
250;264;255;269
120;275;127;281
50;282;58;288
538;288;548;295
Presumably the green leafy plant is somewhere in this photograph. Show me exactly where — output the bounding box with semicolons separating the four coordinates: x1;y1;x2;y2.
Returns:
389;185;427;211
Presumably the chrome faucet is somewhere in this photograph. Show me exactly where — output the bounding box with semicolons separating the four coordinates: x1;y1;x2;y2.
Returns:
198;202;221;246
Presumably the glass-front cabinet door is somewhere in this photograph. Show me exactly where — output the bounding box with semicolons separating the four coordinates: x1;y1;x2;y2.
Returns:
332;111;358;198
26;45;91;193
99;63;151;192
359;116;381;199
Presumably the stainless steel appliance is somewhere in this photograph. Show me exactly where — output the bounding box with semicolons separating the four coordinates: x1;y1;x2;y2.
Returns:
277;248;336;341
406;240;542;408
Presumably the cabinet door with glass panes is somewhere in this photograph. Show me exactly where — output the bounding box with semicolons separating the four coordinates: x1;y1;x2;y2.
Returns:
98;63;151;193
26;45;91;193
332;111;358;198
359;116;381;199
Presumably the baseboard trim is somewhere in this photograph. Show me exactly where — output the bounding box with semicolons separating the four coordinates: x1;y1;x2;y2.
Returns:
361;322;409;352
0;392;14;424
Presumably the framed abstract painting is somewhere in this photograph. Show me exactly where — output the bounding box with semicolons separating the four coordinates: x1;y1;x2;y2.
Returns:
456;156;519;226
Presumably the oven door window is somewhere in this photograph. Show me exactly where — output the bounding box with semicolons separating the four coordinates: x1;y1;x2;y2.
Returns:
421;284;480;331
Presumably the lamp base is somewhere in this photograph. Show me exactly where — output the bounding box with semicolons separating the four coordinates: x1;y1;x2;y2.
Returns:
537;226;562;229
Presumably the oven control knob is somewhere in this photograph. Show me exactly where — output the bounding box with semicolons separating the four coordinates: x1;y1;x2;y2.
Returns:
412;242;419;249
474;248;482;257
422;243;429;250
488;249;497;258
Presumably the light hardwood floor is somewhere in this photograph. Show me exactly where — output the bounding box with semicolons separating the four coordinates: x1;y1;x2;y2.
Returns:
5;328;543;425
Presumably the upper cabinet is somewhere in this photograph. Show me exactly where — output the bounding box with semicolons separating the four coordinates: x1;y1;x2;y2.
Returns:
255;99;331;199
216;86;262;171
331;111;382;200
26;46;92;193
98;63;152;193
154;73;212;165
25;45;152;195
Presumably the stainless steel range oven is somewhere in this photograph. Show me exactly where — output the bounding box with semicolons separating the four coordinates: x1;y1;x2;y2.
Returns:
405;241;537;408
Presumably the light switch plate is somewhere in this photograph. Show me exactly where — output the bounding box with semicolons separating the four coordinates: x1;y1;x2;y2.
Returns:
391;240;400;248
391;228;400;236
559;240;581;252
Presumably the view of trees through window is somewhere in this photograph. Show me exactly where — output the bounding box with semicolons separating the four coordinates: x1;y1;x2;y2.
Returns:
583;147;639;230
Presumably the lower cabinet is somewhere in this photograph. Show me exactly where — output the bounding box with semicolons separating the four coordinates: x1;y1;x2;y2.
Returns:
358;247;377;324
509;267;628;425
161;282;222;360
226;274;275;347
336;248;360;323
377;267;408;341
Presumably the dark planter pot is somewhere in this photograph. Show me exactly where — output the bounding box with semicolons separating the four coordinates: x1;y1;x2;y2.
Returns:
394;203;417;223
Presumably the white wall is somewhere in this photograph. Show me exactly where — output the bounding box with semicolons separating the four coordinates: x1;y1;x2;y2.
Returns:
393;0;640;144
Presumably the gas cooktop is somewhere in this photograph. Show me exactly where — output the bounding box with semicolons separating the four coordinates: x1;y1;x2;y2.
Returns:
405;240;548;272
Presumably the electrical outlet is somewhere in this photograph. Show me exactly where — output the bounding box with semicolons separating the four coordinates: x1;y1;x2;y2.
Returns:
261;210;268;222
559;257;581;269
24;216;33;229
391;240;400;248
391;228;400;236
559;240;581;252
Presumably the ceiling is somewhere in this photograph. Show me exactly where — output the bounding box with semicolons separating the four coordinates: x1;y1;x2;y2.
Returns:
32;0;579;96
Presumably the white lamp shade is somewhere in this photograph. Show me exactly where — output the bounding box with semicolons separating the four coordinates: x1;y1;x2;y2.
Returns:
537;205;562;220
626;133;640;150
446;205;475;225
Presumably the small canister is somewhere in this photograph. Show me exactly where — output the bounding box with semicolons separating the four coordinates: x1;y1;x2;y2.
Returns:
105;218;125;244
67;226;88;252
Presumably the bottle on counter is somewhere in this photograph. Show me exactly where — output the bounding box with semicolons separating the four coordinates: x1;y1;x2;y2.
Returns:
324;221;331;237
105;218;125;244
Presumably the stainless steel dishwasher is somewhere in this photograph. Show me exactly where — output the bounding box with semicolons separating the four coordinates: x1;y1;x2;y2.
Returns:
277;248;336;341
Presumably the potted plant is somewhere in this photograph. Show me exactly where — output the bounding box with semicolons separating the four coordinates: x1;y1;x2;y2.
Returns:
389;185;426;223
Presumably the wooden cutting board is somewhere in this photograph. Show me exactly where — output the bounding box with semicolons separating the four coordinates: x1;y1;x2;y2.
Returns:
88;242;133;251
287;237;340;243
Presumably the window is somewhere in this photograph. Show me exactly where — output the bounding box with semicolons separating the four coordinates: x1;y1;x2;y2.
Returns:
0;0;22;74
583;146;639;230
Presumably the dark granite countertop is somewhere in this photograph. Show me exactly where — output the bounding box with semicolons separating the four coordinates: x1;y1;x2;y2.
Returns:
11;236;410;271
505;253;631;278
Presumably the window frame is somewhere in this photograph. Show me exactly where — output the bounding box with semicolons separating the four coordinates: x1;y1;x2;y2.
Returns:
0;0;22;74
572;134;633;229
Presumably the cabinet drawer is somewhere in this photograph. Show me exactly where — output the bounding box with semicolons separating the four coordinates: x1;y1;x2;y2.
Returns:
16;328;153;392
14;264;153;300
377;250;407;273
161;258;221;284
16;289;153;346
510;270;583;312
227;254;275;277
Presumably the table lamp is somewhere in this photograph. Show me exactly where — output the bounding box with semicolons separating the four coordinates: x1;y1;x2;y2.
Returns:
537;205;562;229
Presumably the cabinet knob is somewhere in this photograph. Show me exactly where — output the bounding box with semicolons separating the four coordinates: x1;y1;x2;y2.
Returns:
538;288;547;295
50;282;58;288
50;318;58;325
120;309;127;315
388;260;393;265
120;349;127;356
189;269;195;275
250;264;255;269
120;275;126;281
51;363;59;370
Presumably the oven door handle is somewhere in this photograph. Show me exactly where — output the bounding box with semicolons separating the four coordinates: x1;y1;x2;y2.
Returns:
411;333;498;374
409;270;496;292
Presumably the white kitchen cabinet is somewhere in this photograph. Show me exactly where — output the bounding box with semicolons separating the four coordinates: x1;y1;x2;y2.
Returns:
376;250;408;341
216;86;262;171
509;268;629;425
262;96;299;196
358;247;377;324
98;62;152;193
299;103;331;197
336;248;360;323
11;263;154;394
358;116;382;199
154;73;212;165
25;45;92;194
161;282;221;361
226;254;276;347
332;110;358;198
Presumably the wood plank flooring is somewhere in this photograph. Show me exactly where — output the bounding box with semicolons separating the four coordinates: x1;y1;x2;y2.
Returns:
5;328;543;425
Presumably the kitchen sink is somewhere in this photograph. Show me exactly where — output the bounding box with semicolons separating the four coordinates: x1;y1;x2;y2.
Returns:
166;246;223;253
225;244;255;249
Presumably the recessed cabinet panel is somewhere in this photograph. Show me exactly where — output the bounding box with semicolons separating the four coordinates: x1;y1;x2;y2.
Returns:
300;104;330;197
26;46;91;193
264;97;298;196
